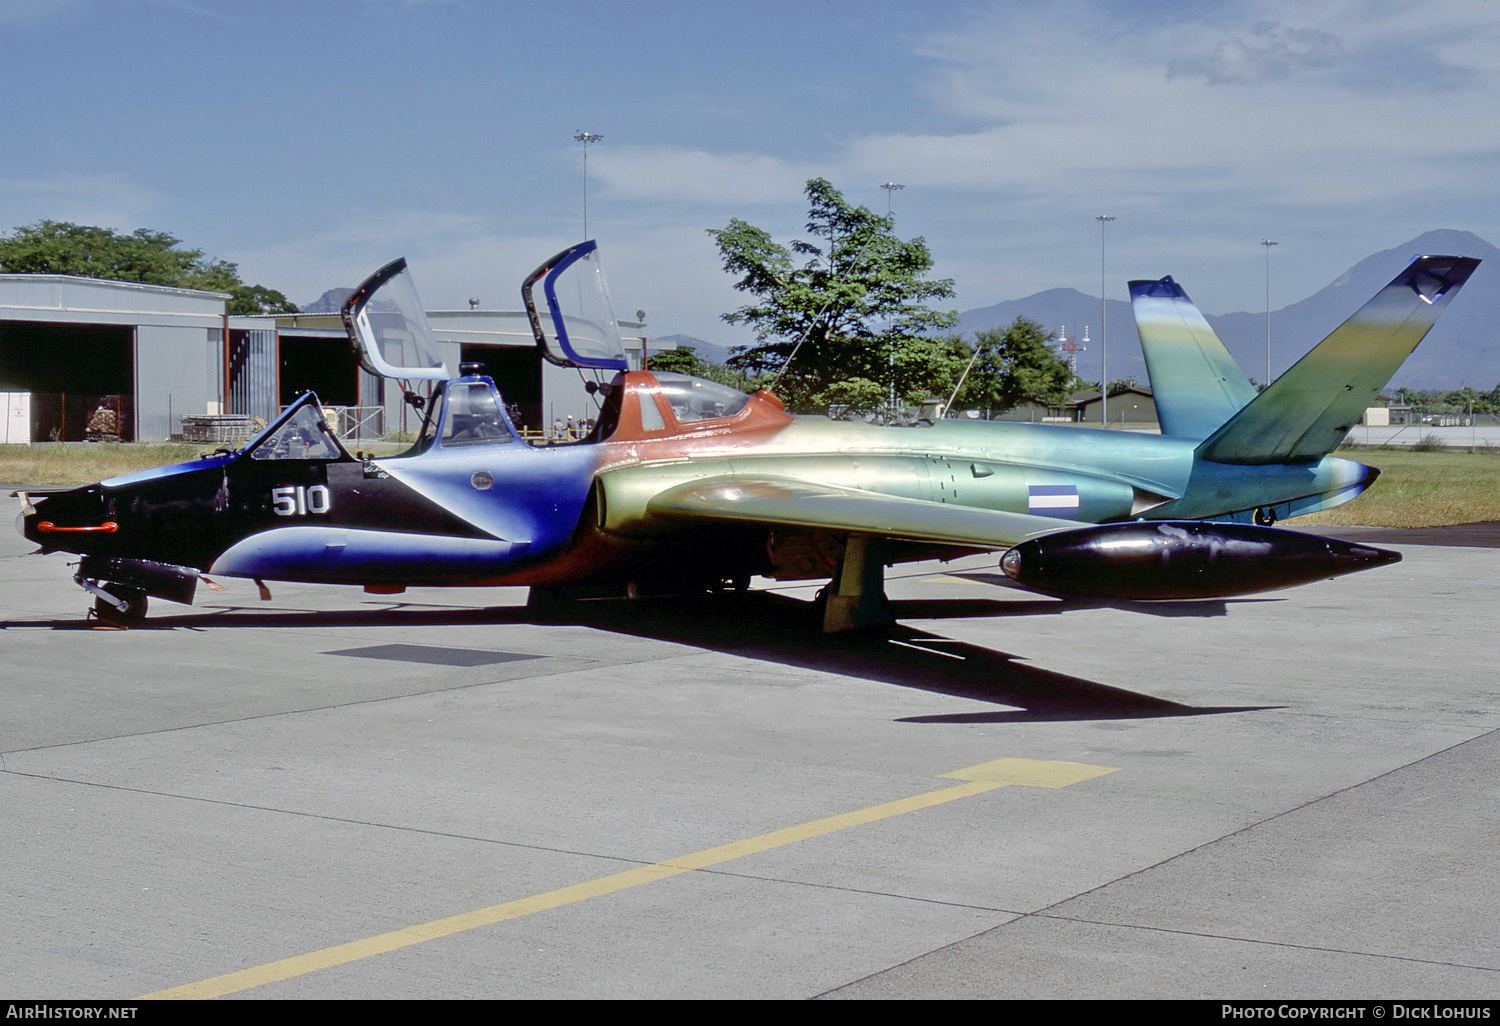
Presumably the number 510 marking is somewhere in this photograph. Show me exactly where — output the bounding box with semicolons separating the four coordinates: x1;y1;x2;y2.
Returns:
272;484;332;517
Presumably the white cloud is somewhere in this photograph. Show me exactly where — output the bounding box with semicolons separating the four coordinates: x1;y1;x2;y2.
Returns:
0;172;165;232
23;0;1495;334
231;208;522;309
590;147;819;205
1169;22;1346;84
870;0;1500;213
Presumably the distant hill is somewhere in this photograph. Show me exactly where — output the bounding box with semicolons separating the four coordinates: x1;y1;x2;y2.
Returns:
956;286;1117;374
300;287;353;314
1214;229;1500;389
652;333;733;366
957;229;1500;389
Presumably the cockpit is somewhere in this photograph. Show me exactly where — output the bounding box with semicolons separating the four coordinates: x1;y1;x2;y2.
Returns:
339;242;784;458
396;371;760;454
395;376;521;456
438;380;514;447
648;373;751;424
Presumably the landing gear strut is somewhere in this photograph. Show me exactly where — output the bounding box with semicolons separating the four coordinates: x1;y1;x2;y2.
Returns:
820;536;893;634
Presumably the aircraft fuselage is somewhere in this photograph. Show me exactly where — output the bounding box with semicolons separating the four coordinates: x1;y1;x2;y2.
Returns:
20;372;1376;601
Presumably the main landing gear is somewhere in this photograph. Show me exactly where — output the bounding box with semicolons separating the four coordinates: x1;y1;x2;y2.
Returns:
818;536;894;634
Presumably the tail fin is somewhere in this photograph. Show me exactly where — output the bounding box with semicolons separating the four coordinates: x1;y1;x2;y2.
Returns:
1130;275;1258;439
1198;255;1480;465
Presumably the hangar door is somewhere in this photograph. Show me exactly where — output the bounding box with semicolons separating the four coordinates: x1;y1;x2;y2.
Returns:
0;322;134;441
460;344;542;434
279;334;361;408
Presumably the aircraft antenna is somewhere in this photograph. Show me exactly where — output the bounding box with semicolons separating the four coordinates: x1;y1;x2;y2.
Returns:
944;344;982;417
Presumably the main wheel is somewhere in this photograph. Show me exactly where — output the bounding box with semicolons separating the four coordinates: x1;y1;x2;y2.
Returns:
94;586;148;627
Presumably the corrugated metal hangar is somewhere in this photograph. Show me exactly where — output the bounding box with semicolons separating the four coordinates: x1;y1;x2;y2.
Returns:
0;274;650;443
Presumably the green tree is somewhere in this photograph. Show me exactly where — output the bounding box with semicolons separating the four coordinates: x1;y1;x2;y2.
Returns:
0;220;298;315
955;318;1078;415
1396;387;1441;412
707;179;957;413
892;334;974;406
225;282;300;316
646;344;759;393
645;345;707;376
1444;386;1482;412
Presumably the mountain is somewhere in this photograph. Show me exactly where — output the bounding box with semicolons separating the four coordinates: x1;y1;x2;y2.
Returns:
1214;230;1500;389
652;333;733;366
956;287;1130;379
300;287;354;314
957;230;1500;389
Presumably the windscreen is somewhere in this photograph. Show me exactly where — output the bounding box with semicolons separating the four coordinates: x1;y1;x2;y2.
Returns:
341;258;450;381
245;396;346;461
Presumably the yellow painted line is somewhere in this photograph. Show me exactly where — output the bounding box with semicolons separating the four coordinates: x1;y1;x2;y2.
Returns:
142;757;1115;1000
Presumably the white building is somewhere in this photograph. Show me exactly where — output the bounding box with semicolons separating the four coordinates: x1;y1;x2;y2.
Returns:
0;274;653;442
0;275;228;441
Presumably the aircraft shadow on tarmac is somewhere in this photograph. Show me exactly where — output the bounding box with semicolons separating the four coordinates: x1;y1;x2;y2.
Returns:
2;587;1279;724
551;591;1280;724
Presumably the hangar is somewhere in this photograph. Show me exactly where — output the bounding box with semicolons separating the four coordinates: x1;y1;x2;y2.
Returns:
0;274;651;443
0;274;228;442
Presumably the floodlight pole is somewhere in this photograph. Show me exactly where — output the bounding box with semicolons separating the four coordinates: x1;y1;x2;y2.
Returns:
1262;239;1278;386
882;181;904;216
574;131;603;241
1096;215;1115;425
882;182;905;419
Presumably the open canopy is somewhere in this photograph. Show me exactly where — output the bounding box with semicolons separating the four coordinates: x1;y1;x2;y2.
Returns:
340;258;450;381
523;241;630;371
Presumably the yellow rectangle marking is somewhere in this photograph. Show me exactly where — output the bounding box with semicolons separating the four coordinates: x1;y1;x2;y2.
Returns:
142;755;1115;1000
941;757;1119;788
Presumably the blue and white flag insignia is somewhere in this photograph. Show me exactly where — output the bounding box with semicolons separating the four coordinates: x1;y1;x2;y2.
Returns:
1028;484;1080;517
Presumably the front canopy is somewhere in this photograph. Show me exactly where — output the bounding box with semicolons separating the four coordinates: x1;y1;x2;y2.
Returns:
340;258;450;381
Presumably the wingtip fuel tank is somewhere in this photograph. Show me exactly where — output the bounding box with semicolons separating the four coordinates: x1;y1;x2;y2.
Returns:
1000;521;1400;601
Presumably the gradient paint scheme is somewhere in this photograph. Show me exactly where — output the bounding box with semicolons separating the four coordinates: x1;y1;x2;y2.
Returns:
16;253;1477;622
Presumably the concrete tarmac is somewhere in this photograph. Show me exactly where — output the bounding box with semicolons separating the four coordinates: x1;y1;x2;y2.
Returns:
1;520;1497;1000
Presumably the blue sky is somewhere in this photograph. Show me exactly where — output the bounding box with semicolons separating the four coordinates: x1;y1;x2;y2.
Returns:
4;0;1499;348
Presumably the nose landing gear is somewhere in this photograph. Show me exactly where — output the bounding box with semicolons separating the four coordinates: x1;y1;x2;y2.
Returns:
79;578;150;627
95;588;149;626
71;557;201;627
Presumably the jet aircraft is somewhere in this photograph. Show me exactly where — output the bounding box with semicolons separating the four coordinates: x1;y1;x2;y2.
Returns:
14;242;1478;631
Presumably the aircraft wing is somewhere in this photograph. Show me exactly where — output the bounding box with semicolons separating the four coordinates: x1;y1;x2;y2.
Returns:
645;475;1074;550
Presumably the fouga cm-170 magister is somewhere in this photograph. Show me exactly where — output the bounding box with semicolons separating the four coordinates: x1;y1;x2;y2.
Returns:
14;242;1479;630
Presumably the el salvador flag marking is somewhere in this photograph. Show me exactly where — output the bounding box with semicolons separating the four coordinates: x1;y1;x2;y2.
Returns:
1029;484;1080;517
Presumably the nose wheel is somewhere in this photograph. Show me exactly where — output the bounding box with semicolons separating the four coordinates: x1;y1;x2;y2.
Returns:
88;584;150;627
